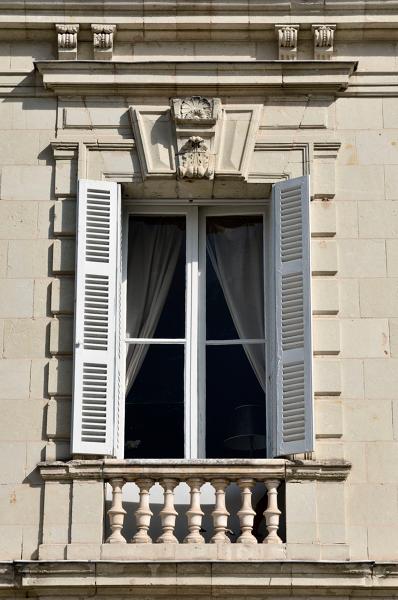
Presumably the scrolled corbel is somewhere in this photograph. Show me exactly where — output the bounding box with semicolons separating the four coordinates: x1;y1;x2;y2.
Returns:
275;25;299;61
91;24;117;60
312;25;336;60
56;24;79;60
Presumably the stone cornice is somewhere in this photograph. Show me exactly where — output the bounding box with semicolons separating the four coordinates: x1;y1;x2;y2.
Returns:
35;60;357;96
38;458;351;482
1;560;398;594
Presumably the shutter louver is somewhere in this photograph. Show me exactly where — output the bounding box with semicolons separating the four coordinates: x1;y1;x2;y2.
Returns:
71;180;120;455
272;176;313;457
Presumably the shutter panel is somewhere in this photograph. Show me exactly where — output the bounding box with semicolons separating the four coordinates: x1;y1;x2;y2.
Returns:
71;179;120;455
271;176;313;457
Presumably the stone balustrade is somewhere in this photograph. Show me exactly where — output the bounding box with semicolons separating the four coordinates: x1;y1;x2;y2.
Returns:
38;458;351;561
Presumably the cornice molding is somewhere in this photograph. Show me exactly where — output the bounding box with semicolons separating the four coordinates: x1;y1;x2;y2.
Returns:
35;60;358;96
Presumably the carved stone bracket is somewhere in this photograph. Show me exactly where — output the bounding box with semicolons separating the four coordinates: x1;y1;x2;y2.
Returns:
92;24;116;60
56;24;79;60
275;25;299;61
312;25;336;60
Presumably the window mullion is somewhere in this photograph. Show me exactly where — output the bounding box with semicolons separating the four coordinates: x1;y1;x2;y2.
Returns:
185;206;199;458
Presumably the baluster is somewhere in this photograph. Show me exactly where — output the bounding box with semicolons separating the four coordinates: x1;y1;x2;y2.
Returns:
156;478;179;544
210;478;231;544
236;478;257;544
184;478;204;543
131;478;153;544
263;480;282;544
106;478;127;543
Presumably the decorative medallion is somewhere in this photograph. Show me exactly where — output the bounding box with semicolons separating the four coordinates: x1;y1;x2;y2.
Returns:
177;136;212;179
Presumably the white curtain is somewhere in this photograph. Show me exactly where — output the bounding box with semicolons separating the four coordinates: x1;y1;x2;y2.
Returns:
207;220;265;390
126;219;183;394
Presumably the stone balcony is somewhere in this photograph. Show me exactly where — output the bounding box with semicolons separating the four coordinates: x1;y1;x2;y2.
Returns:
38;459;351;561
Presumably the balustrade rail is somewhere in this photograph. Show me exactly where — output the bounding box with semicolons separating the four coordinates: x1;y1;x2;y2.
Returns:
104;460;285;545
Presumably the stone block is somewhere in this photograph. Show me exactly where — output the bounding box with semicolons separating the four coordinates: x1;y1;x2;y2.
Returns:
311;240;338;275
52;239;76;275
349;483;398;528
389;319;398;357
0;359;31;399
70;480;104;544
315;398;342;438
313;359;341;396
360;279;398;317
42;481;71;545
336;165;385;201
0;280;34;318
0;483;41;527
359;202;398;238
338;239;386;278
311;278;339;315
387;240;398;277
340;318;390;358
55;159;78;198
311;200;336;237
336;97;383;130
385;164;398;200
0;399;44;441
364;359;398;400
1;165;54;201
344;399;393;442
285;480;317;544
320;543;350;561
38;543;66;560
0;525;23;560
383;97;398;129
46;397;71;438
0;201;38;239
33;279;51;319
50;317;74;355
339;279;360;318
315;440;344;460
36;202;53;239
343;442;367;483
51;277;75;315
312;318;340;355
0;131;41;167
54;199;76;236
286;543;321;561
366;442;398;483
3;318;50;359
356;131;398;166
48;357;73;396
29;358;49;399
368;525;398;561
341;359;364;399
347;524;368;561
7;240;52;279
0;441;26;484
11;97;57;130
66;543;101;560
336;202;358;238
0;241;6;277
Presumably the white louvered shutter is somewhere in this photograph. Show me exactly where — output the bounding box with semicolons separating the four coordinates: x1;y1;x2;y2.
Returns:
271;176;313;456
71;180;120;455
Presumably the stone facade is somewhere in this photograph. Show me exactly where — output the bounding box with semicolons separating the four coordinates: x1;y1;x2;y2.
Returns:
1;0;398;596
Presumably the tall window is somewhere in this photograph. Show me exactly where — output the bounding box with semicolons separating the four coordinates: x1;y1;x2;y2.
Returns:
71;177;313;459
123;207;268;459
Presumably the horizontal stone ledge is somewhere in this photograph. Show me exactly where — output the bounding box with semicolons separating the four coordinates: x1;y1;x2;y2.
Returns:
35;60;358;96
5;559;398;593
38;458;351;482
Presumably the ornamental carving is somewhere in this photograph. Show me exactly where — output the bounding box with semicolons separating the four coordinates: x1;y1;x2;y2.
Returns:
312;25;336;60
177;136;212;179
56;24;79;59
92;24;116;59
172;96;221;124
275;25;299;60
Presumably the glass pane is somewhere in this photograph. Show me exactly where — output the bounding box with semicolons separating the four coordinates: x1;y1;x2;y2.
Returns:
206;215;264;341
125;344;184;458
205;344;266;458
126;215;186;340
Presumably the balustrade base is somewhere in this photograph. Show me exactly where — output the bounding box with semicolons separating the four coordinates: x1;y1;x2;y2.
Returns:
100;542;287;561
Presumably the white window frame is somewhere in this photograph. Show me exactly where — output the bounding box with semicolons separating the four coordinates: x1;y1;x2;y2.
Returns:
119;199;270;459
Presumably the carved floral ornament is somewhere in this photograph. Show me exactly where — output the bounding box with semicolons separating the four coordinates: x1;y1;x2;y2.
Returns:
172;96;221;124
177;136;212;179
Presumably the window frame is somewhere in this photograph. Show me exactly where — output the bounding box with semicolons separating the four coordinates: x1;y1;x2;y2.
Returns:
119;199;271;460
